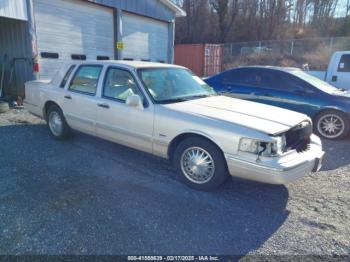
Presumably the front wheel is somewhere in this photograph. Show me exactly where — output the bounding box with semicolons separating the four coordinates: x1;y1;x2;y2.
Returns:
173;137;229;191
314;110;349;140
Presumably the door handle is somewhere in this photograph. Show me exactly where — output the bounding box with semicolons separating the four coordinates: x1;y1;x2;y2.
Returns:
64;94;72;99
97;103;109;109
332;75;338;82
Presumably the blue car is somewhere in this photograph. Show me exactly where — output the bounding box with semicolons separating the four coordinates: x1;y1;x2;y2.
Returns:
205;66;350;140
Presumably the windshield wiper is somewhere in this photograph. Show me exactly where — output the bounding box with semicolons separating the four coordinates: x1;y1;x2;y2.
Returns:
184;94;216;100
158;94;215;104
158;98;190;104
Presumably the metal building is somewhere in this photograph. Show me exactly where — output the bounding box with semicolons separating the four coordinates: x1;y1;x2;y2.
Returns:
0;0;185;98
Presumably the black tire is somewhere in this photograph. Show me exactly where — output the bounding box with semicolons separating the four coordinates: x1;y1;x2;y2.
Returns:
173;137;229;191
314;110;350;140
46;104;70;140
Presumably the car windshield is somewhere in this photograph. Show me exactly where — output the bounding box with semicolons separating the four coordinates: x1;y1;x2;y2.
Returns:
138;68;216;104
290;70;345;94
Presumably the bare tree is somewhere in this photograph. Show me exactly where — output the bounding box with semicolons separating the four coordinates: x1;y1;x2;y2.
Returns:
174;0;347;44
210;0;239;42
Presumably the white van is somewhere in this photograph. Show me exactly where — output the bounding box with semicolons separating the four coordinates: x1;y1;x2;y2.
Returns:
308;51;350;90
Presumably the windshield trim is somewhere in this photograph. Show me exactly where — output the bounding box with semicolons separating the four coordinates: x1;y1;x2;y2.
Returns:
136;67;216;104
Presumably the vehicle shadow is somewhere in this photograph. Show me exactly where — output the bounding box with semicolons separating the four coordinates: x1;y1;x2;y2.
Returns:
320;137;350;171
0;124;289;255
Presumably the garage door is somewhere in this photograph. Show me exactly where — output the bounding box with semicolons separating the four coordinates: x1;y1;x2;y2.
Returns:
122;12;169;63
34;0;114;79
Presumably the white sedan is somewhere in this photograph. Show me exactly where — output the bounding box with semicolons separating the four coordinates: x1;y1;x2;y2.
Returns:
24;61;324;191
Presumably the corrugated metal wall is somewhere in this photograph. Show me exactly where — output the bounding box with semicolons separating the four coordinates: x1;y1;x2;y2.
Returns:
0;0;28;21
174;44;205;76
204;44;224;77
174;44;224;77
0;17;32;98
89;0;175;22
122;12;169;62
0;0;179;97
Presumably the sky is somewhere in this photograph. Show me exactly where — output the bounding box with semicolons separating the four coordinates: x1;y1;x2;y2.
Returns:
336;0;349;17
172;0;349;18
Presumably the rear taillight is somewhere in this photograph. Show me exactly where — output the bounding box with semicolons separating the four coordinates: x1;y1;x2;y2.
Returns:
33;62;39;73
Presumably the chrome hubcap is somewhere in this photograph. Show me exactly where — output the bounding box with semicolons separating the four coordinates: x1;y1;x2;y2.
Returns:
318;114;345;139
181;147;215;184
49;111;63;136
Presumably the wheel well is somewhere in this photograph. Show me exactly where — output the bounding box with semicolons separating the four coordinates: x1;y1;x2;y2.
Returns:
167;133;223;161
43;101;59;120
313;108;349;123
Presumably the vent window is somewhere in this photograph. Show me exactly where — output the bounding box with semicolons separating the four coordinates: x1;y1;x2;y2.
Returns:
60;65;76;88
41;52;59;59
97;56;110;60
71;54;86;60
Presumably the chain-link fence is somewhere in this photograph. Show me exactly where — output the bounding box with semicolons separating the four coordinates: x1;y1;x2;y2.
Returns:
223;37;350;71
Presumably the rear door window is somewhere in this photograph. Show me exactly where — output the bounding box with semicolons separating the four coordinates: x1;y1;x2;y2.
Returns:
257;70;291;91
69;65;102;95
257;70;276;89
338;54;350;72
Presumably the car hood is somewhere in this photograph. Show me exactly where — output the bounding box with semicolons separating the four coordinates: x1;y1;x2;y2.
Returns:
164;95;309;135
334;90;350;98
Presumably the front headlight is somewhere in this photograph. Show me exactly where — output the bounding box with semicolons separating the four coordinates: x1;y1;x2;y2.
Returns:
239;136;286;157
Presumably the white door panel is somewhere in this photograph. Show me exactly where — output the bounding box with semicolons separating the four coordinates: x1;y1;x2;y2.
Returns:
334;54;350;90
60;64;103;135
94;67;154;153
326;52;350;90
61;92;97;136
34;0;114;79
122;12;168;63
95;100;154;154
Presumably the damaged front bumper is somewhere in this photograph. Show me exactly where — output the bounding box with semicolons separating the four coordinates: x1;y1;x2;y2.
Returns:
225;134;325;184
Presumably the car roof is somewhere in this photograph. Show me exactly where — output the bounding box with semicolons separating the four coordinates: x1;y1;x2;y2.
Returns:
66;60;186;70
231;65;302;73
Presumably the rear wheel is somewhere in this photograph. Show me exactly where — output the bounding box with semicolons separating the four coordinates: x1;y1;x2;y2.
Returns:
47;105;70;140
173;137;229;191
314;110;349;140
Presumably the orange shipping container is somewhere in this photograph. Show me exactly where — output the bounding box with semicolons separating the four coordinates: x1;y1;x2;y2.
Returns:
174;44;223;77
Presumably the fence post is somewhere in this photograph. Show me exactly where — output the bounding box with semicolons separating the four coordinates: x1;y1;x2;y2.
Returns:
330;37;334;52
290;40;294;56
259;41;262;54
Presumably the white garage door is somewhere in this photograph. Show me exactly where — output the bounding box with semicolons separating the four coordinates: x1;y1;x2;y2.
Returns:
122;12;169;63
34;0;114;79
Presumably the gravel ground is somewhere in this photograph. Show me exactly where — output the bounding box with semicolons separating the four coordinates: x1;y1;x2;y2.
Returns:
0;109;349;256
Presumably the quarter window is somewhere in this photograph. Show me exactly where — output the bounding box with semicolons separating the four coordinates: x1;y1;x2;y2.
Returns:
338;54;350;72
103;68;142;102
69;65;102;95
60;65;76;88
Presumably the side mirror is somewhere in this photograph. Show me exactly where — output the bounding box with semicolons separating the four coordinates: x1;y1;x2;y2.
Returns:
126;94;144;110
